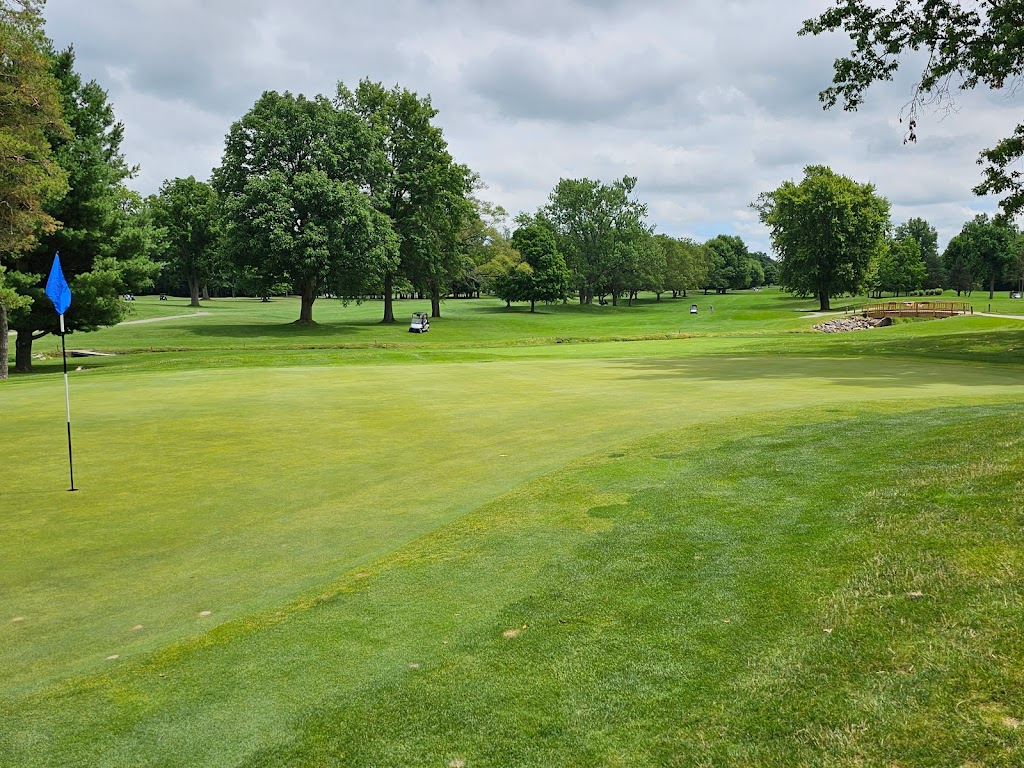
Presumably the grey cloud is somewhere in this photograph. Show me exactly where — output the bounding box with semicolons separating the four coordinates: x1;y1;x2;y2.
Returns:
40;0;1019;252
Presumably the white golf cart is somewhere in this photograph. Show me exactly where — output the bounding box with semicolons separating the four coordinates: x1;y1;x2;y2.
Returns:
690;304;698;314
409;311;430;333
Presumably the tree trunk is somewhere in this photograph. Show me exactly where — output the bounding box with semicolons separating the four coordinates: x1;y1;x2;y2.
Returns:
14;330;34;373
382;273;396;323
0;305;8;380
989;274;996;300
296;280;316;324
530;298;536;313
188;278;201;307
202;285;211;301
430;282;441;318
818;290;831;312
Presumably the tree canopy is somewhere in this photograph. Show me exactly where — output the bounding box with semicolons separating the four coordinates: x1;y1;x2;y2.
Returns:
944;214;1017;299
801;0;1024;218
894;217;943;289
5;42;158;373
544;176;651;306
509;218;571;312
214;90;399;324
337;79;473;322
151;177;222;307
755;165;890;311
0;0;68;379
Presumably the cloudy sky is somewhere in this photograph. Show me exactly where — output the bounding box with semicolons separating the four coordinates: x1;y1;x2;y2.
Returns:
44;0;1017;253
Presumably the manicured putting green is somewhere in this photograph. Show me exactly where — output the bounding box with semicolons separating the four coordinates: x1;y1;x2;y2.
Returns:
4;402;1022;766
2;353;1021;695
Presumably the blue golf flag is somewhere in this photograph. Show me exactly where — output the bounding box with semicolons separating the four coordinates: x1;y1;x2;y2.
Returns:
45;254;71;315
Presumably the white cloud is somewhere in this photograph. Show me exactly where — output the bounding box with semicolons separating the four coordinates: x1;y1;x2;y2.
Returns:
43;0;1018;253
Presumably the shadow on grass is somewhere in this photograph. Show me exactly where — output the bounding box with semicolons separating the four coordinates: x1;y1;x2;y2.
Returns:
804;328;1024;366
613;349;1021;389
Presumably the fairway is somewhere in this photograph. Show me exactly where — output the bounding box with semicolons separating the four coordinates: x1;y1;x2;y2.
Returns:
3;294;1024;766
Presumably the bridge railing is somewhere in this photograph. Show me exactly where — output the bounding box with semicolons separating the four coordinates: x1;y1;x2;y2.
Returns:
861;301;972;318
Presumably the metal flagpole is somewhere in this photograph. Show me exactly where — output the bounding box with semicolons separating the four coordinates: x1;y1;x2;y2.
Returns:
45;253;76;492
59;313;76;492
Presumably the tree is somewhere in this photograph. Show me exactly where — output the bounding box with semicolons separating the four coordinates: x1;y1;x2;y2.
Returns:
0;0;68;379
661;237;711;298
337;80;472;322
704;235;751;292
750;251;780;285
742;257;766;289
151;177;221;307
872;236;926;297
214;90;399;324
479;250;526;308
949;214;1015;300
510;219;572;312
1008;233;1024;294
801;1;1024;218
942;236;976;297
544;176;650;305
0;267;31;380
7;44;158;373
456;198;513;298
754;165;890;311
894;217;943;289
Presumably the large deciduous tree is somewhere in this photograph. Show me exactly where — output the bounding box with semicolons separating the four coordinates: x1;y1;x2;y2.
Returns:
754;165;889;311
703;234;751;292
659;236;711;298
337;80;473;322
151;176;221;307
0;0;67;379
870;236;926;298
544;176;650;306
946;214;1016;300
801;1;1024;218
214;91;398;324
8;44;158;373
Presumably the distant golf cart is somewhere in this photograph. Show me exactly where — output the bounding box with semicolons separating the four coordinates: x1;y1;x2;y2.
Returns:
409;311;430;333
690;304;698;314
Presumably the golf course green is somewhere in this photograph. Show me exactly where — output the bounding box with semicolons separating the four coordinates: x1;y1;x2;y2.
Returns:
2;291;1022;766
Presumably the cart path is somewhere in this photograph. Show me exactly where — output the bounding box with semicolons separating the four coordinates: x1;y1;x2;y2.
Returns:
6;311;212;336
119;311;211;325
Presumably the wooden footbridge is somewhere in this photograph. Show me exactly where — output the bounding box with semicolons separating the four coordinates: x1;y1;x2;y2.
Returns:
861;301;972;319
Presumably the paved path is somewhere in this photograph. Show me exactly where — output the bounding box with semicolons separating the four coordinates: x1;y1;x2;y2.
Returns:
118;311;211;326
975;312;1024;320
6;311;210;336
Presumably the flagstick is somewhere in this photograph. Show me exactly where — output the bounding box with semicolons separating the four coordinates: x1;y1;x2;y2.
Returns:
59;313;76;492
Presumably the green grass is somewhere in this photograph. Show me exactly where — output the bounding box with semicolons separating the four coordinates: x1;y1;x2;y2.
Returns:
2;290;1023;766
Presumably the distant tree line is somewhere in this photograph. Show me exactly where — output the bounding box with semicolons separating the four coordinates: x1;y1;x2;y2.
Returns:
474;177;778;312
